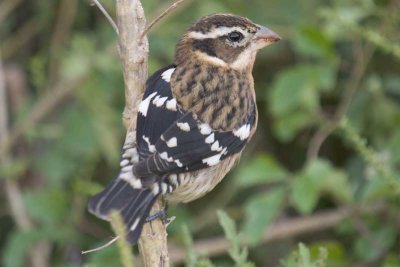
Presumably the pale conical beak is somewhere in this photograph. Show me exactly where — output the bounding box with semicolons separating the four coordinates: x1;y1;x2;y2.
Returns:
254;24;281;45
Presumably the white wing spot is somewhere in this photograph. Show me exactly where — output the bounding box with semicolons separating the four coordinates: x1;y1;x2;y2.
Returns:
142;136;156;153
199;123;212;135
202;148;227;166
121;165;133;172
169;174;178;185
152;95;168;107
131;178;142;189
130;218;140;230
233;124;251;140
177;122;190;132
119;172;133;180
160;152;173;162
166;98;177;111
205;133;215;144
166;137;177;148
161;183;168;194
120;159;129;167
122;148;137;158
138;92;157;117
152;183;160;195
174;159;183;167
119;173;142;189
202;154;222;166
161;68;175;82
211;141;223;152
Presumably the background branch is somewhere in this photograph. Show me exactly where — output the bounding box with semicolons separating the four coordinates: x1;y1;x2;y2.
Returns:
169;205;384;264
91;0;119;35
141;0;187;39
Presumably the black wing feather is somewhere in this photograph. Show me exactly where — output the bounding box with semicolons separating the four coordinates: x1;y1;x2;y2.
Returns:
136;65;179;159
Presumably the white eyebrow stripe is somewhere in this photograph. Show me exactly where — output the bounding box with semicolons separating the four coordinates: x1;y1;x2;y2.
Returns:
188;26;247;39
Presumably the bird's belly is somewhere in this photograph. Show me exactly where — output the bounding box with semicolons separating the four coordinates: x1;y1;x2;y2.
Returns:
167;155;238;203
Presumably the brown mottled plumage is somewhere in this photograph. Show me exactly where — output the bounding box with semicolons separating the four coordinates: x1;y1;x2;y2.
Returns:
88;13;280;245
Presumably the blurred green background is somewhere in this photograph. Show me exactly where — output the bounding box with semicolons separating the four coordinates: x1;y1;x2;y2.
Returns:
1;0;400;266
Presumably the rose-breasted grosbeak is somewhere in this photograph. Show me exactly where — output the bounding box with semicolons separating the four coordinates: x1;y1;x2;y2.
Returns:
88;14;280;244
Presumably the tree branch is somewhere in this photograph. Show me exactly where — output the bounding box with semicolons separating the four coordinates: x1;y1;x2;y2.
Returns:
169;205;384;264
306;41;374;162
115;0;169;266
91;0;119;35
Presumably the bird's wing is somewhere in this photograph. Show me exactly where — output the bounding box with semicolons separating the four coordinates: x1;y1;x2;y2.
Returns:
136;65;180;159
135;66;256;177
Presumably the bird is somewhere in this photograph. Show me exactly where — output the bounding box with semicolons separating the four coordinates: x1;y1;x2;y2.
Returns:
88;13;280;244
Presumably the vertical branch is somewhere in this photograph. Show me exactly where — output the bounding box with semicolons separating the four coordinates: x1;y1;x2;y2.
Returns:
115;0;169;266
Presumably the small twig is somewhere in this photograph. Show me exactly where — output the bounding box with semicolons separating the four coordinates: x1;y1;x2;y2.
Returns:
140;0;187;39
81;236;120;254
306;41;374;162
91;0;119;35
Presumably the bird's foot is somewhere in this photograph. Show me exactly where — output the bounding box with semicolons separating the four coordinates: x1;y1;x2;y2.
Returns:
145;210;175;227
146;210;167;222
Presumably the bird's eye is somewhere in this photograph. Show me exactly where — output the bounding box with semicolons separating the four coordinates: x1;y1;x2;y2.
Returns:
227;31;244;42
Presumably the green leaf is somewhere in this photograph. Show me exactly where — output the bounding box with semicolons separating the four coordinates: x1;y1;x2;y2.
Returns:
274;111;313;142
268;63;337;142
2;230;43;267
269;64;336;116
243;187;285;244
217;210;255;266
293;26;336;60
355;226;396;261
291;159;352;214
281;243;328;267
309;242;346;266
23;190;69;226
290;172;320;214
217;210;242;258
236;154;287;187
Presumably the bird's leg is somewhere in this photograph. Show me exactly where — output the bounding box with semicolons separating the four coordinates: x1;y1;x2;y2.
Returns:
146;195;174;224
145;209;167;222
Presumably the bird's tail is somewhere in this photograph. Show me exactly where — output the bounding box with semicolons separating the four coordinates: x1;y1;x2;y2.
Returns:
88;177;159;244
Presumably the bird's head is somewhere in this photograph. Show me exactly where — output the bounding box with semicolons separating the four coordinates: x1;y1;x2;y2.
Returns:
174;14;280;71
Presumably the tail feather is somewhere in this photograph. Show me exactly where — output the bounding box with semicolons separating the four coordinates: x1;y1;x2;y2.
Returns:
88;178;159;244
88;178;136;220
122;190;158;243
